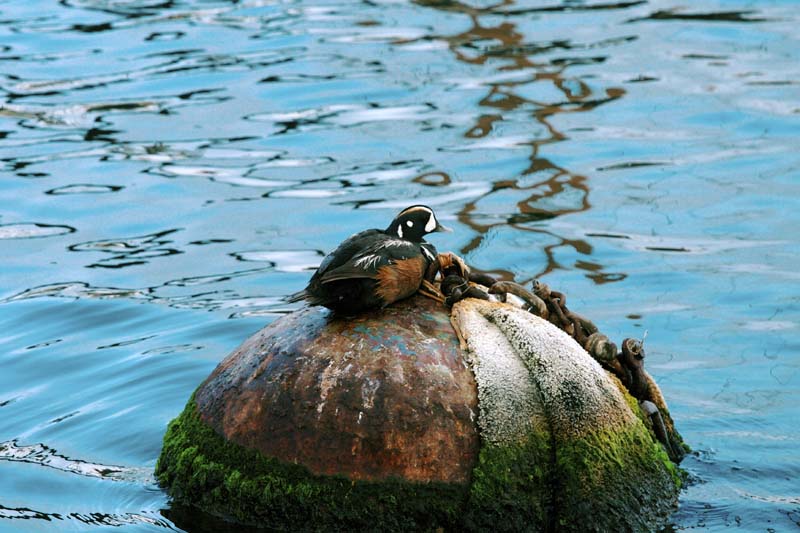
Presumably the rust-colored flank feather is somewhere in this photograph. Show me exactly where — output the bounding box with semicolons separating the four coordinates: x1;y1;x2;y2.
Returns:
375;257;427;305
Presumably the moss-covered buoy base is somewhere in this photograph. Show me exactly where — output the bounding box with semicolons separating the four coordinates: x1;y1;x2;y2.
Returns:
156;395;471;531
157;396;679;531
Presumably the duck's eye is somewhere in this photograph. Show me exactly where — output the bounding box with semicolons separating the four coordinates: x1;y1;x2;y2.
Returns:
406;220;414;227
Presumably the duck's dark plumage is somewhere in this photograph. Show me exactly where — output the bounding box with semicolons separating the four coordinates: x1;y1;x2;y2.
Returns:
288;206;449;314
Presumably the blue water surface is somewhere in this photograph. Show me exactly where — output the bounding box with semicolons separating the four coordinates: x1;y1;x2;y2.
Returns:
1;0;798;530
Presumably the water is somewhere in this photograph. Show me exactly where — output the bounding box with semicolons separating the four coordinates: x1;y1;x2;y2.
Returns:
1;0;798;530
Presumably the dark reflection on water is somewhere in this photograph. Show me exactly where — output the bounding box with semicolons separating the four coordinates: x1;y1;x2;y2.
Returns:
630;9;772;23
163;504;277;533
415;0;622;280
1;0;799;531
69;229;184;269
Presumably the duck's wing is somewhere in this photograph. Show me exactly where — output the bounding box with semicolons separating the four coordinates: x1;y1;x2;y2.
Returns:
288;230;390;304
311;229;381;277
318;237;419;284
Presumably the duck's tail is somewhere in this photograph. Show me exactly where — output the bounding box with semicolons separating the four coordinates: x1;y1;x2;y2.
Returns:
285;290;308;303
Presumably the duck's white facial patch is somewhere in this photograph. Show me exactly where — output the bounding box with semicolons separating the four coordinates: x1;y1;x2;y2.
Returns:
425;213;436;233
406;220;413;227
397;224;404;238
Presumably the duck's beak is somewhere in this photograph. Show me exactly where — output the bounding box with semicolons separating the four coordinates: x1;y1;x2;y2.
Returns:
435;221;453;233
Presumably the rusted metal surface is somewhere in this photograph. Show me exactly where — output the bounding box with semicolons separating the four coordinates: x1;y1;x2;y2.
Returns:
195;294;479;484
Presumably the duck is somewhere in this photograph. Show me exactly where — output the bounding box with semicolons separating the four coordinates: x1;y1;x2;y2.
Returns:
288;205;451;314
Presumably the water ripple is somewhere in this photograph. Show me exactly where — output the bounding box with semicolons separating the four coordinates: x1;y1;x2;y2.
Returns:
630;9;771;23
0;223;76;239
231;249;324;271
0;504;175;529
3;275;298;318
45;184;124;195
0;440;137;481
68;229;183;269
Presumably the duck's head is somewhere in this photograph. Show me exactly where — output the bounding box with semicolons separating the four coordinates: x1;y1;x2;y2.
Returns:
386;205;452;242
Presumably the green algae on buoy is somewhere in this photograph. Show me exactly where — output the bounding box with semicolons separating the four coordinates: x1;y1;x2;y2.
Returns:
156;294;684;531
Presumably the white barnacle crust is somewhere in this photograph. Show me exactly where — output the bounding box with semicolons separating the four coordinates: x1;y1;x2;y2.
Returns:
451;303;543;445
450;299;635;444
397;225;404;238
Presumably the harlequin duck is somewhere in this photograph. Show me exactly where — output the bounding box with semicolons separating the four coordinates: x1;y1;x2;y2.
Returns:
288;205;451;314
